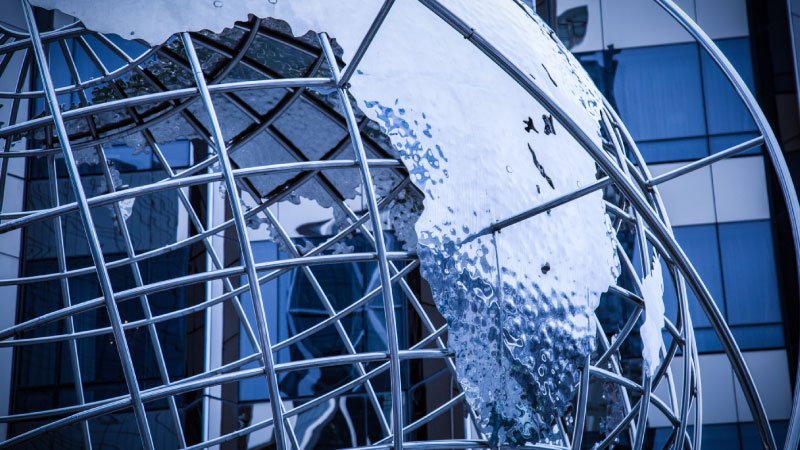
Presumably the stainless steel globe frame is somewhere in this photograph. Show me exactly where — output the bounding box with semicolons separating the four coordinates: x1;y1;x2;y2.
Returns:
0;0;797;449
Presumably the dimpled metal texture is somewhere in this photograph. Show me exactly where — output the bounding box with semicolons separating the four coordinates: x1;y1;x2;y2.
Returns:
0;1;796;449
359;6;621;442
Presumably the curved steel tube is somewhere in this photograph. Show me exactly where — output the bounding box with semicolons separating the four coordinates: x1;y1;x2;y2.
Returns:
319;31;405;450
0;76;333;138
652;2;800;448
0;349;450;449
20;1;155;447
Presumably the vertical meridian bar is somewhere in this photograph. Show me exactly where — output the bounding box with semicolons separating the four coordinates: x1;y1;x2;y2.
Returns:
57;36;188;446
653;1;796;448
95;148;188;448
318;32;404;450
19;1;155;448
571;356;590;449
202;147;215;445
604;101;692;448
180;32;288;450
46;155;92;450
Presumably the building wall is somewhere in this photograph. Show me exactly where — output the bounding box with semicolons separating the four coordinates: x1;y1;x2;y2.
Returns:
558;0;795;448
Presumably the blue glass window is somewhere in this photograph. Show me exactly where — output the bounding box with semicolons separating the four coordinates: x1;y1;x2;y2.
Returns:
699;423;742;450
730;324;785;351
662;224;725;329
740;420;789;450
612;43;707;143
718;220;781;326
661;221;785;353
700;38;757;136
638;135;709;163
649;421;789;450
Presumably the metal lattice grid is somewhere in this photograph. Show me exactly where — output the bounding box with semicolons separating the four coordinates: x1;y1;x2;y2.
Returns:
0;0;797;449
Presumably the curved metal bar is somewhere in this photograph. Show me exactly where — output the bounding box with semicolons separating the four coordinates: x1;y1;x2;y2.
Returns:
652;2;800;448
20;1;155;447
0;348;451;449
339;0;396;86
592;401;641;450
46;154;92;449
415;2;777;448
181;31;290;449
61;30;189;441
0;251;414;341
603;98;695;448
0;76;333;138
633;372;652;449
571;357;590;450
0;26;88;54
319;31;405;450
0;159;401;233
0;44;161;99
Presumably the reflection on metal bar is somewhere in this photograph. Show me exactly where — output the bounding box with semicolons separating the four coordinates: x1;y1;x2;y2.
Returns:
633;372;652;449
571;357;590;450
319;31;405;450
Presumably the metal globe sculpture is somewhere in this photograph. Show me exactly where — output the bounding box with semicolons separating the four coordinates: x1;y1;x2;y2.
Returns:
0;0;798;449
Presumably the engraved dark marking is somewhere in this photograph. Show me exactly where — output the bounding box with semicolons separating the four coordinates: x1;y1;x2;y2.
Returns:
541;63;558;87
524;116;538;133
528;143;554;189
543;114;555;135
